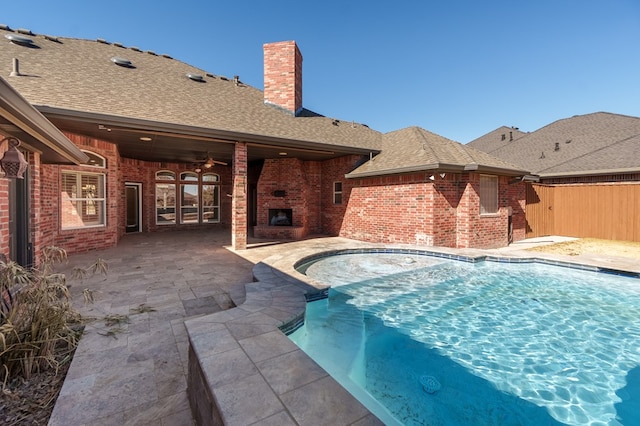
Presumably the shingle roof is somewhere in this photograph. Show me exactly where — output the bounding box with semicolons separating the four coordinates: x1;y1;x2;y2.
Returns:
469;112;640;177
0;28;381;151
1;27;526;176
467;126;527;151
346;127;528;178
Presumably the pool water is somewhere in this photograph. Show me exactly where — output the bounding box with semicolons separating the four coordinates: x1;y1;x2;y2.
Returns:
289;253;640;425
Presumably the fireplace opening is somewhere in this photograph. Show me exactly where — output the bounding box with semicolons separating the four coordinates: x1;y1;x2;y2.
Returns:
269;209;292;226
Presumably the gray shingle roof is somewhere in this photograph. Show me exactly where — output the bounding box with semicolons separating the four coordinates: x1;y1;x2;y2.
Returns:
0;29;381;151
467;126;527;151
346;127;528;178
469;112;640;177
1;27;527;176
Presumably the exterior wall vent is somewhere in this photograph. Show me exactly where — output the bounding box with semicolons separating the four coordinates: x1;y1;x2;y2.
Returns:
111;56;134;68
5;33;35;47
186;73;205;82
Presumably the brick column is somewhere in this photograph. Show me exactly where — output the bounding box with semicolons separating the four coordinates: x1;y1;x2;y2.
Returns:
231;142;247;250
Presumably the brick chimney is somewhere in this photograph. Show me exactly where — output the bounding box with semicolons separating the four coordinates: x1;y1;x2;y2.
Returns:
263;41;303;116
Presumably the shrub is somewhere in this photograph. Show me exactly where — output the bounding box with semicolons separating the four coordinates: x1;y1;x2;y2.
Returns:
0;247;106;383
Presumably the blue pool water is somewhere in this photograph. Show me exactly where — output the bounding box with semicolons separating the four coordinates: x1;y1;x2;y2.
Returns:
289;253;640;425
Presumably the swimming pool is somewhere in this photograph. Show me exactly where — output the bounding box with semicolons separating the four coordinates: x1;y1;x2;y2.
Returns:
289;252;640;425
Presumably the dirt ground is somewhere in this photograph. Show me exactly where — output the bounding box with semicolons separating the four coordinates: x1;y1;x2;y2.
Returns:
526;238;640;259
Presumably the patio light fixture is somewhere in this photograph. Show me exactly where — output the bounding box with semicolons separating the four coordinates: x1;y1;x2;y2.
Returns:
0;137;29;179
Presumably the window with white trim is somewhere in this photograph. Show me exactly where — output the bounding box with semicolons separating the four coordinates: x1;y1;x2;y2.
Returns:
333;181;343;204
61;171;106;229
82;150;106;168
479;174;498;215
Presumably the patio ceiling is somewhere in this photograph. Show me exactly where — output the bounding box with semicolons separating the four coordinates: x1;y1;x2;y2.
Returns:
42;108;373;166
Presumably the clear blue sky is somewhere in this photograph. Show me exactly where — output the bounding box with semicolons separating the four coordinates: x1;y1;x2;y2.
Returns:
3;0;639;143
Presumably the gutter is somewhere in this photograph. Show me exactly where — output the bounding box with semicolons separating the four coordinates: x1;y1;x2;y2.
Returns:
347;162;528;179
0;77;88;165
538;167;640;179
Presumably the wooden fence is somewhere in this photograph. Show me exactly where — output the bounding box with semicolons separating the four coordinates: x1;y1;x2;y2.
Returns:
525;183;640;242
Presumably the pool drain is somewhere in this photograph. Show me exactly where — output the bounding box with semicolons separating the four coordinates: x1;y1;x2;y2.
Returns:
420;375;441;394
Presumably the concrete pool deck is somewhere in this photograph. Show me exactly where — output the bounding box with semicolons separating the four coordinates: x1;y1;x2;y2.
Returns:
48;231;639;425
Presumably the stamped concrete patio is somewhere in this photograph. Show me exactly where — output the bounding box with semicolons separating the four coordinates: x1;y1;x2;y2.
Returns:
48;230;640;425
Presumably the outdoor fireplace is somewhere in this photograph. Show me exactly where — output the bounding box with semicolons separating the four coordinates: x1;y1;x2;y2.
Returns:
268;208;292;226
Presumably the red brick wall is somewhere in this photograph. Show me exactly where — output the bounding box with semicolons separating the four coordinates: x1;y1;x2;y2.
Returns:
40;134;120;254
29;152;44;264
255;158;318;237
119;158;233;235
336;170;522;249
35;132;233;256
231;142;247;249
457;174;512;249
340;173;436;245
263;41;303;114
320;155;364;235
0;172;8;261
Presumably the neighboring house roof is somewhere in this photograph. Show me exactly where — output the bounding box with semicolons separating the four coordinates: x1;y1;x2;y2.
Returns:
346;127;528;178
468;112;640;178
0;76;88;164
467;126;527;152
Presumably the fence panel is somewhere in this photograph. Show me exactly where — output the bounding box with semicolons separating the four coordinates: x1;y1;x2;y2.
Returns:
525;183;640;242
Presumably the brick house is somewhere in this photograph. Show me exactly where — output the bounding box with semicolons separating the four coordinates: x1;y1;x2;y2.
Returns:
0;26;530;265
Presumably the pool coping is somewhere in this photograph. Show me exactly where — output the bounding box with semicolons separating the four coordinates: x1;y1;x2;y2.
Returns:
185;240;640;425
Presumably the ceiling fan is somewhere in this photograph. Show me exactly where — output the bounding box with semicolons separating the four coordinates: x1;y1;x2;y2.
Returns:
193;154;227;171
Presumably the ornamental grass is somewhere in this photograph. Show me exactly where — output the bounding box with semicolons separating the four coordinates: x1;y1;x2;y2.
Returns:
0;247;107;384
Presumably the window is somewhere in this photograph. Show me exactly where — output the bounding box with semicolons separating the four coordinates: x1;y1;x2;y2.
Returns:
479;175;498;215
202;173;220;223
156;171;176;224
158;171;220;224
333;181;343;204
61;171;106;229
82;150;106;168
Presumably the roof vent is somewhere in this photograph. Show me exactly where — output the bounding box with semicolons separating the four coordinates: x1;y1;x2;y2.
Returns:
219;75;229;81
130;46;141;52
16;28;33;35
5;33;36;47
113;42;124;48
554;142;560;151
96;38;110;44
161;53;173;59
111;56;134;68
186;73;205;82
206;73;215;78
10;58;21;77
0;24;11;31
146;50;157;56
44;35;61;43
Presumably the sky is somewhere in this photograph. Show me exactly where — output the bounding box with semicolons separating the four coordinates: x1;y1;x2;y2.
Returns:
3;0;639;143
